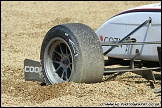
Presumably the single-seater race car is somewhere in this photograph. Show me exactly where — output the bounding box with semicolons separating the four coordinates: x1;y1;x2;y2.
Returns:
24;3;161;89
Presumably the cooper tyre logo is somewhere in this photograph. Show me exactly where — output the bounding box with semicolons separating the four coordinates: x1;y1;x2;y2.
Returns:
24;66;40;73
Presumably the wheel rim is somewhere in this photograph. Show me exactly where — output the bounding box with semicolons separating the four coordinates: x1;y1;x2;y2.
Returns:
44;37;73;84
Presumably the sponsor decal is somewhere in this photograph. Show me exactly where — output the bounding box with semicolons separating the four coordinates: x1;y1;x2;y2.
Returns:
99;35;121;42
24;66;40;73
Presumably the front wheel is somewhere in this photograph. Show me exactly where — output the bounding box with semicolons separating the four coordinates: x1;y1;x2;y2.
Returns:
40;23;104;85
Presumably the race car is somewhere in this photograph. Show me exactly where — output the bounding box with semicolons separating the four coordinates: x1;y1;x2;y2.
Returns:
24;3;161;86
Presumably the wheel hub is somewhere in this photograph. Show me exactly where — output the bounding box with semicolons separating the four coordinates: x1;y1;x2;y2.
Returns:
63;58;69;66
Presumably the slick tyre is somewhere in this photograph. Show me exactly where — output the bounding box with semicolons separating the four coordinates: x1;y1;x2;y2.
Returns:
40;23;104;85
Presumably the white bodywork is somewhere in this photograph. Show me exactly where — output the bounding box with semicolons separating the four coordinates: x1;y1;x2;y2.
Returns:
96;3;161;62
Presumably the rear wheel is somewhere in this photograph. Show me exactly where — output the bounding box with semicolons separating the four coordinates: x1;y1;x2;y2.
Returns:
40;23;104;85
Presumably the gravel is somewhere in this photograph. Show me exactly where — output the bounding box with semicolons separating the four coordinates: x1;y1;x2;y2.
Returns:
1;1;161;107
